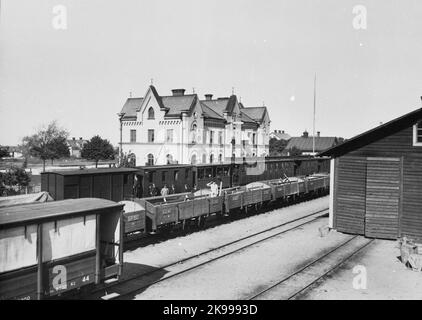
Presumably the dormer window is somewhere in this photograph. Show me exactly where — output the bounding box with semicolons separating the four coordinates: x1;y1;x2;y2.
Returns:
414;121;422;146
148;107;155;119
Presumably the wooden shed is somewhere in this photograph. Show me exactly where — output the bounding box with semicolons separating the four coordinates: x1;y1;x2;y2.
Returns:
320;107;422;240
41;168;138;202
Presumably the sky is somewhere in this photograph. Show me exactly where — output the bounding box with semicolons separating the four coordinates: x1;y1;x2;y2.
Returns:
1;0;422;146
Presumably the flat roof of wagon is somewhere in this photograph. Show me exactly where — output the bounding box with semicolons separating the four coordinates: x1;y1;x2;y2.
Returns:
0;198;123;227
136;164;192;170
41;167;139;176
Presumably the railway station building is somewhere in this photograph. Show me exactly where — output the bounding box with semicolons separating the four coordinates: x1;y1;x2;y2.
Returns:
118;85;270;166
321;107;422;241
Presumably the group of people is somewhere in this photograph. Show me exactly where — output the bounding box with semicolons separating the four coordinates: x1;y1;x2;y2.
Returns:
147;180;221;202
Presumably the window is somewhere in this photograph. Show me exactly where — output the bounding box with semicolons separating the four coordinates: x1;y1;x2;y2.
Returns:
252;133;256;145
190;123;197;143
210;131;214;145
218;154;222;163
148;129;155;143
414;122;422;146
166;129;174;143
147;153;154;165
130;130;136;143
202;154;207;164
162;171;167;183
148;171;154;183
191;154;197;165
185;169;189;180
148;107;155;119
218;132;223;145
210;154;214;164
174;170;179;181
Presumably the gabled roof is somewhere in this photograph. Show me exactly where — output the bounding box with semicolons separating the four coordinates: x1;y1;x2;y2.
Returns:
320;107;422;158
271;131;292;141
241;107;267;124
120;97;144;120
200;102;225;120
240;110;258;124
161;94;197;117
286;137;338;152
200;98;231;116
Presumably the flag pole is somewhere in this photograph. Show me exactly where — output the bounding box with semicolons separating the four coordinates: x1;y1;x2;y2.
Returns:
312;73;316;155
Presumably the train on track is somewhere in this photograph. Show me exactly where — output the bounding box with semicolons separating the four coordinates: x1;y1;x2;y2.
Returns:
1;156;330;299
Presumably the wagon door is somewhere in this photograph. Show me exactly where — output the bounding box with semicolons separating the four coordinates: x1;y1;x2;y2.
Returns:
335;156;367;235
365;157;401;239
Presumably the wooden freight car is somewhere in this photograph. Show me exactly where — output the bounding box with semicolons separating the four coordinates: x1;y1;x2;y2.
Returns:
0;198;124;300
134;165;194;197
320;107;422;240
41;168;138;202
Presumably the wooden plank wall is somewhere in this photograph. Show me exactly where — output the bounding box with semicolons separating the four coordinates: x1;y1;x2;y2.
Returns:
402;154;422;241
334;156;367;235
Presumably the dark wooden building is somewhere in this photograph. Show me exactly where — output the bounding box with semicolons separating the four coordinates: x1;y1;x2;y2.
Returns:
41;168;138;202
320;107;422;240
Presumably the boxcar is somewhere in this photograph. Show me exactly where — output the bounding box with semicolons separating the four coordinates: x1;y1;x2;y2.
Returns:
135;165;194;197
119;200;146;238
41;168;138;202
0;198;124;300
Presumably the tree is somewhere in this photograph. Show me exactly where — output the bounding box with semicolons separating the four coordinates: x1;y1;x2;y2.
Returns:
21;121;69;172
81;135;115;168
47;136;70;165
269;138;288;156
0;166;31;196
0;146;9;158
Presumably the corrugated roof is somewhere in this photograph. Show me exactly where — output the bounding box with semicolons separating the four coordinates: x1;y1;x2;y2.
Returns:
0;198;123;227
285;137;337;152
320;107;422;158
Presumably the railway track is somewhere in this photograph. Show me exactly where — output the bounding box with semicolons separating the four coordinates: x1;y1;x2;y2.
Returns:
249;236;376;300
81;207;329;300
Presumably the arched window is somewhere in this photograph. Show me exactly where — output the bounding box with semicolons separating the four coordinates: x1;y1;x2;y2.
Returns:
190;123;197;143
166;154;173;164
191;154;197;165
148;107;155;119
202;154;207;164
218;154;222;163
147;153;154;165
209;154;214;164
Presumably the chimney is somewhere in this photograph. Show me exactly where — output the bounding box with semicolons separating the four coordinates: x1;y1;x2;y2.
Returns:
205;94;213;101
282;130;285;134
79;137;82;140
303;130;309;138
72;137;75;140
317;131;320;137
171;89;185;96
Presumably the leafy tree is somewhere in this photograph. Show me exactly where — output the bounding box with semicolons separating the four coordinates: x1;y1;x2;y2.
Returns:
81;135;115;168
0;146;9;158
269;138;288;156
47;136;70;165
0;166;31;196
21;121;69;172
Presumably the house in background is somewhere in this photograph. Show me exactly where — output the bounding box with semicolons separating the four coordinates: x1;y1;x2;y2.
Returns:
270;130;291;142
320;107;422;241
283;130;343;156
67;137;88;158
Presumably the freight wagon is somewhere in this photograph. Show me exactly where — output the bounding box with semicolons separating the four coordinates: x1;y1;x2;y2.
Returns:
0;198;124;300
